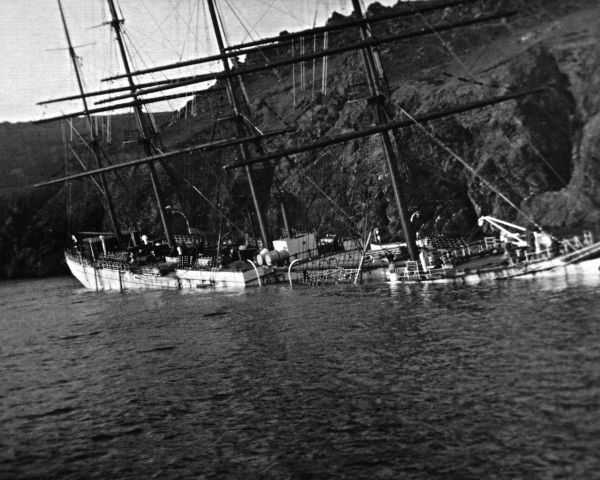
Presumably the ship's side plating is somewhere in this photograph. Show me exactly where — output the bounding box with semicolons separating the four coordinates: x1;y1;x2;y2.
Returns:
65;251;276;291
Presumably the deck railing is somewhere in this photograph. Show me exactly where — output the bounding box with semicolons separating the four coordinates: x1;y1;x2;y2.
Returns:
301;267;360;285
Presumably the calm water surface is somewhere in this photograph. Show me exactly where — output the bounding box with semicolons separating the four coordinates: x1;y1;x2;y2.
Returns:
1;272;600;479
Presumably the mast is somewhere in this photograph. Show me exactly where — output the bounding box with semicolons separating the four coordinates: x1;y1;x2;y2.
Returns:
106;0;173;248
34;87;542;189
102;0;481;82
351;0;418;260
206;0;271;250
222;88;546;170
57;0;121;243
36;9;514;119
34;126;296;187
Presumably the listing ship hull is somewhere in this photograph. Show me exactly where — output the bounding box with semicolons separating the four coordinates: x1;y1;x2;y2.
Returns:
65;251;277;291
388;242;600;285
175;266;279;288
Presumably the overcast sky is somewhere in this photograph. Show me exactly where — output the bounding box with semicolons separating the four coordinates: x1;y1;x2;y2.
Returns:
0;0;398;123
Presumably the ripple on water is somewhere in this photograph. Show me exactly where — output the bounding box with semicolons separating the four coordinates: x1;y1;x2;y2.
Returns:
1;276;600;479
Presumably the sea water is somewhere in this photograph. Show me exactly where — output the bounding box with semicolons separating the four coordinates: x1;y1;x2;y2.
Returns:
1;272;600;479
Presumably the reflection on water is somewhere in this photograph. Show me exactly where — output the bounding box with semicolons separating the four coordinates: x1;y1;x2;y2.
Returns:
1;273;600;479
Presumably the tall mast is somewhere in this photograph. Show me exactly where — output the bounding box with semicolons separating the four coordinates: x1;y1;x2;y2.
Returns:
57;0;121;242
102;0;480;82
106;0;173;248
206;0;271;250
351;0;418;260
37;9;513;120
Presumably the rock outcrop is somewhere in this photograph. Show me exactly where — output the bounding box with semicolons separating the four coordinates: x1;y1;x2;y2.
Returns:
240;0;600;240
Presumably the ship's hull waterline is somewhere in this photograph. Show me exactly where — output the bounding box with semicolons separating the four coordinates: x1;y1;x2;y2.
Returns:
388;252;600;285
66;238;600;291
65;253;278;291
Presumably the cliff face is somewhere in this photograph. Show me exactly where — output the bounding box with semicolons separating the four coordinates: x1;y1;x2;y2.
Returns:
239;0;600;241
2;0;600;278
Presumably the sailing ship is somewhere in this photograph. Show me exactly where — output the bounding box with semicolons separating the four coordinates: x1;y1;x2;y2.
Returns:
36;0;283;289
34;0;600;290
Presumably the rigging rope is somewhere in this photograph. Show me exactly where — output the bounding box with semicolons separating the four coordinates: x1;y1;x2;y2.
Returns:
407;3;479;85
66;119;95;156
119;7;197;117
275;144;370;238
68;145;103;194
177;174;246;237
140;0;183;55
216;0;232;48
238;0;278;44
374;2;563;229
65;117;144;225
296;170;363;236
218;0;283;82
167;0;199;62
238;102;364;238
120;29;171;127
396;105;541;227
396;5;567;194
513;116;568;187
399;9;568;193
261;98;290;128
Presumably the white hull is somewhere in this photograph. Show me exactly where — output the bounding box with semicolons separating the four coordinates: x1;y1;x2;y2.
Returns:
65;253;277;291
175;266;278;288
66;239;600;290
389;244;600;285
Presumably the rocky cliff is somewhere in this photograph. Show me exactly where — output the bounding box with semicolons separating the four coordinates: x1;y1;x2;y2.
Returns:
239;0;600;241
